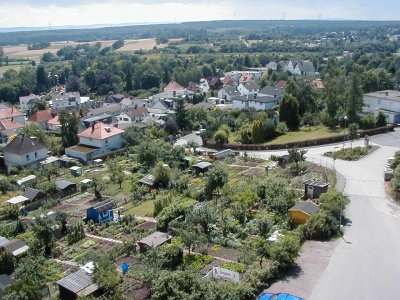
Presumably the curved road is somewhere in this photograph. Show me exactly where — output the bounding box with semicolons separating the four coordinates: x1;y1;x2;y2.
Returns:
243;131;400;299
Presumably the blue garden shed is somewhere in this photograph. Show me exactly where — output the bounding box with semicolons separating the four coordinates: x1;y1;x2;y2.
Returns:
86;200;114;223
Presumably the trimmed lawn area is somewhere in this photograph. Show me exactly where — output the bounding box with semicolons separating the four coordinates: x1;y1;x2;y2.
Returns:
125;200;156;217
266;126;343;144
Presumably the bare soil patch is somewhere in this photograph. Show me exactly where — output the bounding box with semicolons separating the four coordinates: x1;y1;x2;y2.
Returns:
207;243;238;262
134;221;157;230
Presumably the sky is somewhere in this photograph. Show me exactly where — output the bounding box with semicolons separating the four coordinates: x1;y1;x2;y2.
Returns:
0;0;398;28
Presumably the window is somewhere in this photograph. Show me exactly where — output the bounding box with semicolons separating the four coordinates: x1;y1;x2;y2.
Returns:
119;117;122;120
35;152;38;158
105;139;108;145
378;99;381;105
123;118;128;121
89;138;92;141
26;155;30;161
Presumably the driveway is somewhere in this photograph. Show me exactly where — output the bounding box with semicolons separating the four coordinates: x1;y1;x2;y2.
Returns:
174;132;203;147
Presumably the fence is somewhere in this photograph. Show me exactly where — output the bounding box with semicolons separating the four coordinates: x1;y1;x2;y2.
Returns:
311;158;345;193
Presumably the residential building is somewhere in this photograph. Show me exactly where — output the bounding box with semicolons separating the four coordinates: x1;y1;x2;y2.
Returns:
0;106;25;124
218;86;241;101
65;122;124;162
164;80;184;92
51;92;81;109
232;95;280;110
238;82;260;96
117;106;148;125
221;76;237;87
363;90;400;124
265;61;278;70
187;82;199;93
2;134;47;168
224;71;262;83
198;78;210;93
274;80;287;89
258;86;285;99
26;109;53;130
207;77;223;90
283;58;315;76
312;79;325;90
86;104;122;117
0;118;25;143
47;115;60;131
19;94;39;113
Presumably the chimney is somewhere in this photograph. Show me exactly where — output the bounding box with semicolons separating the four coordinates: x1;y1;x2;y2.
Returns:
92;123;95;133
11;117;13;122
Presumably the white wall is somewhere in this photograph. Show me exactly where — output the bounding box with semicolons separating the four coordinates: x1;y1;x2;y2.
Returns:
232;100;248;110
363;95;400;123
80;134;123;150
4;148;47;167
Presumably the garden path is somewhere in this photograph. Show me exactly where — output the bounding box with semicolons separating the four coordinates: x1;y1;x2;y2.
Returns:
183;249;236;263
86;233;123;244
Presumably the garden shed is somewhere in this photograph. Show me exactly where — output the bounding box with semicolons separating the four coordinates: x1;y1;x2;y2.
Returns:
192;162;212;175
139;174;155;187
16;175;36;187
209;149;235;160
303;180;329;199
56;269;100;300
70;166;82;177
22;188;47;203
0;239;29;257
93;159;103;166
288;201;320;225
138;231;172;253
55;180;77;194
6;195;29;205
86;199;115;223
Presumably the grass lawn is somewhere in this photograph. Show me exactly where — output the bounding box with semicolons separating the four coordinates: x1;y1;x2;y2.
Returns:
265;126;343;144
125;200;156;217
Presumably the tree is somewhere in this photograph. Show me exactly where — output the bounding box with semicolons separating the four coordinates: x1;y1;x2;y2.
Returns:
179;227;206;255
3;280;42;300
125;68;133;92
0;251;14;275
58;109;79;147
391;165;400;201
186;140;199;154
375;110;387;127
175;97;188;130
35;65;49;93
362;70;379;92
137;140;159;168
13;255;48;284
204;165;229;196
20;123;47;144
123;125;142;146
112;166;125;189
89;173;105;195
164;119;179;135
270;233;301;271
55;211;68;234
187;203;216;234
252;119;264;144
66;75;88;95
29;98;46;116
39;163;59;182
348;123;359;149
32;215;55;254
288;146;307;175
153;161;172;188
141;70;160;90
279;94;300;130
320;190;348;221
94;258;122;293
213;129;228;144
346;65;364;123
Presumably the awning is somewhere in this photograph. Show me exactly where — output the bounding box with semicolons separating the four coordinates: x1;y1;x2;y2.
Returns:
6;195;29;205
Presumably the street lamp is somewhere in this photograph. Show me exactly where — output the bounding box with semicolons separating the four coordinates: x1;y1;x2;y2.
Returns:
333;146;339;188
342;115;347;150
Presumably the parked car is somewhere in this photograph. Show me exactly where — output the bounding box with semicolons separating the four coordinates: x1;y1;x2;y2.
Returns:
195;129;206;135
258;293;305;300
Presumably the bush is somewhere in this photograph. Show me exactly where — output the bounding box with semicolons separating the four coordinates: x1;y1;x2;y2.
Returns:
276;122;288;135
219;261;247;273
325;146;368;161
360;113;375;129
182;254;214;271
213;130;229;144
7;166;20;176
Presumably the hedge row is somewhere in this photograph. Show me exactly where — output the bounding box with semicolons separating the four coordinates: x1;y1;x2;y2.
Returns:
204;126;394;150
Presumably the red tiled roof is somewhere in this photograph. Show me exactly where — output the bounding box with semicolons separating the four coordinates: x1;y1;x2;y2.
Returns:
222;77;235;86
312;79;324;89
0;107;24;119
274;80;287;89
164;81;184;91
78;122;124;140
27;109;53;123
0;119;24;131
47;116;60;125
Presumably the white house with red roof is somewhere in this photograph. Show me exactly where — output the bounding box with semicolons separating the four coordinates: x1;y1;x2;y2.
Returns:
65;122;124;162
164;81;184;92
0;118;25;143
27;109;53;130
47;116;60;131
0;107;25;125
19;94;39;113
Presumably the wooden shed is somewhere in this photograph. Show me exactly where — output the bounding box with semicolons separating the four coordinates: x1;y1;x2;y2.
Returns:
192;162;212;176
303;180;329;199
288;201;320;225
86;200;115;223
137;231;172;253
209;149;235;160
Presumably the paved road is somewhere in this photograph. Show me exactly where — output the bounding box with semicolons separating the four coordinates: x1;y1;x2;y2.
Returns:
174;132;202;147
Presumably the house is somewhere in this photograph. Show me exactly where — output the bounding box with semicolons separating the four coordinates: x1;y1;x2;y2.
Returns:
207;77;223;91
117;106;148;125
153;99;173;110
218;86;241;101
103;94;124;106
51;92;81;109
2;134;47;168
86;199;114;223
137;231;172;253
298;61;316;76
86;104;122;117
47;115;60;131
26;109;53;130
57;268;100;300
198;78;210;93
22;187;47;203
274;80;287;89
288;201;320;225
187;82;199;93
283;59;315;76
265;61;278;70
304;180;329;199
80;114;113;132
209;149;235;160
221;76;237;87
19;94;39;113
56;180;77;194
0;118;25;143
194;102;214;110
232;95;280;110
0;106;25;124
0;239;29;257
118;122;148;134
362;90;400;124
239;72;257;83
65;122;124;162
258;86;285;100
164;81;184;92
238;82;260;96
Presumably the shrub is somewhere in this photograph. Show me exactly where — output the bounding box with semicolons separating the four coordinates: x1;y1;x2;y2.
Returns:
213;130;228;144
182;254;214;271
360;113;375;129
219;261;247;273
276;122;288;135
7;166;20;176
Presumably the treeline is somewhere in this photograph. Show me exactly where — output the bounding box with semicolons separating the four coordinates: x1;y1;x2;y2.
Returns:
27;41;50;50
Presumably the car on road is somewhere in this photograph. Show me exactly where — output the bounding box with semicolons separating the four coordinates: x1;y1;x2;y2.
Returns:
258;293;304;300
195;129;206;135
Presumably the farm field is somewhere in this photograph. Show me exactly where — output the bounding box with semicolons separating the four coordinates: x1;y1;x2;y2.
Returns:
116;38;183;51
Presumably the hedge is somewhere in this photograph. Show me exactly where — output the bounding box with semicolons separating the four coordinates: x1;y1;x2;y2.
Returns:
205;125;394;150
